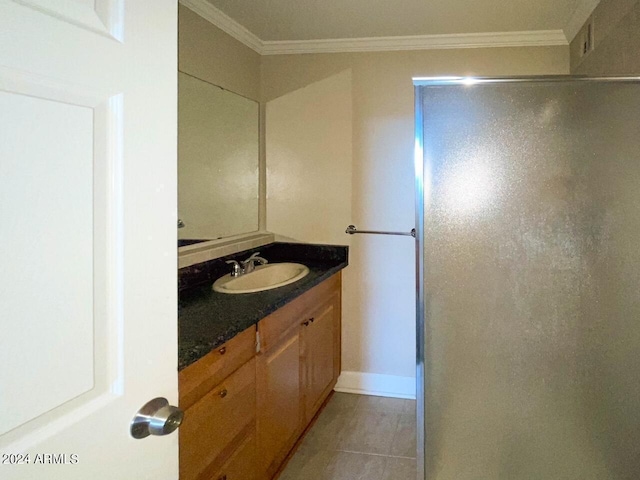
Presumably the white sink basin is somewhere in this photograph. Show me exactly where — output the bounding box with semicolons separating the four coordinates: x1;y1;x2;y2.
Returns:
213;262;310;294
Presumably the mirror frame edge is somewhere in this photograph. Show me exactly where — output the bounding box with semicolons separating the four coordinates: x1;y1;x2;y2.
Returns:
178;232;275;269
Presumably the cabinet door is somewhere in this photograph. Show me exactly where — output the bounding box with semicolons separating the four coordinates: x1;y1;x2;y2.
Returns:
302;292;340;422
256;329;302;480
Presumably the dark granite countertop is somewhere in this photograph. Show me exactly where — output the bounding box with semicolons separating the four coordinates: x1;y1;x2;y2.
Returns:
178;242;348;370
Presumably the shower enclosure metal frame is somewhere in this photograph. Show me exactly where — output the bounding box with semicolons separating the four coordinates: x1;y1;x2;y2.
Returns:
413;75;640;480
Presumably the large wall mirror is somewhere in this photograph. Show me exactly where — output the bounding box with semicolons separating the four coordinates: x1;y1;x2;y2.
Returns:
178;71;259;247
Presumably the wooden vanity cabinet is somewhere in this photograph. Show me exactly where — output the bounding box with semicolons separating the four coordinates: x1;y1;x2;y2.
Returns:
256;273;342;480
179;272;342;480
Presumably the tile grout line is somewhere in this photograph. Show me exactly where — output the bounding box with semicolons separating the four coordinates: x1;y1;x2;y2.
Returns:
333;448;416;460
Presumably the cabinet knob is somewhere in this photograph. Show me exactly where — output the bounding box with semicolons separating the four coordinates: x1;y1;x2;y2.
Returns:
309;317;315;323
218;346;227;355
219;389;228;398
301;320;309;327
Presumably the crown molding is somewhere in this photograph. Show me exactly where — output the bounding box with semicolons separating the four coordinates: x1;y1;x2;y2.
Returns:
180;0;568;56
260;30;568;55
179;0;263;53
564;0;601;42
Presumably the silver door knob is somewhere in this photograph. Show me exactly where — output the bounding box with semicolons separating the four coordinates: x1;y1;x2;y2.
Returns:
130;397;184;439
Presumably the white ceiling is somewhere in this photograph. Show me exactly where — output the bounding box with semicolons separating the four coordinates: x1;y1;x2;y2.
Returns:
206;0;596;42
180;0;601;54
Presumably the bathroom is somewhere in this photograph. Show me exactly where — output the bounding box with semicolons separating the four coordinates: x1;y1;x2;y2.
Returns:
2;0;640;479
176;0;640;477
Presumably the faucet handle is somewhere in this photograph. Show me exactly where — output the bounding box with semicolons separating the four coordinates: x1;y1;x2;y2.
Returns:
225;260;243;277
241;252;268;274
243;252;268;264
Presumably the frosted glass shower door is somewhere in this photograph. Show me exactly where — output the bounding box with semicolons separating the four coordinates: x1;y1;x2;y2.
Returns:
415;78;640;480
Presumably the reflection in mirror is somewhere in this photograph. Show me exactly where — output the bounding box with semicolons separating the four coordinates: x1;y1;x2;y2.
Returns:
178;72;259;247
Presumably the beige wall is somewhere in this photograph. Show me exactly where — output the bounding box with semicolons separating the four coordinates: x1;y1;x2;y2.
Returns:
570;0;640;74
261;47;569;390
178;4;261;100
266;70;353;246
261;47;568;102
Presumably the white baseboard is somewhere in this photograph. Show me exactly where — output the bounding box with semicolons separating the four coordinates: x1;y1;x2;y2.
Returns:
334;371;416;399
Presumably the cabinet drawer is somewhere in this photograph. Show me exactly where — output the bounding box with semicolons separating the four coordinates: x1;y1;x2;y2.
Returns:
211;432;257;480
179;357;256;480
179;326;256;410
258;273;340;351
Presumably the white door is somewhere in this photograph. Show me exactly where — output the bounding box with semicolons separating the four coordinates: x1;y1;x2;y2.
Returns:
0;1;178;479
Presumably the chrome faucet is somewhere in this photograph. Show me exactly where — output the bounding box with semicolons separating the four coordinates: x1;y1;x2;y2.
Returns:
225;260;243;277
242;252;268;273
226;252;268;277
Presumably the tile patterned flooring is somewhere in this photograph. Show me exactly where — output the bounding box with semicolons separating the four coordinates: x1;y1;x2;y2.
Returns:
279;393;417;480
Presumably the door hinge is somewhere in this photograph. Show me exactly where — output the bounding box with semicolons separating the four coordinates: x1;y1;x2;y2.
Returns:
256;330;261;353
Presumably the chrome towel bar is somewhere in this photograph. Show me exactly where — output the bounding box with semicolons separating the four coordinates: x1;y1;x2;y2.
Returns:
345;224;416;238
